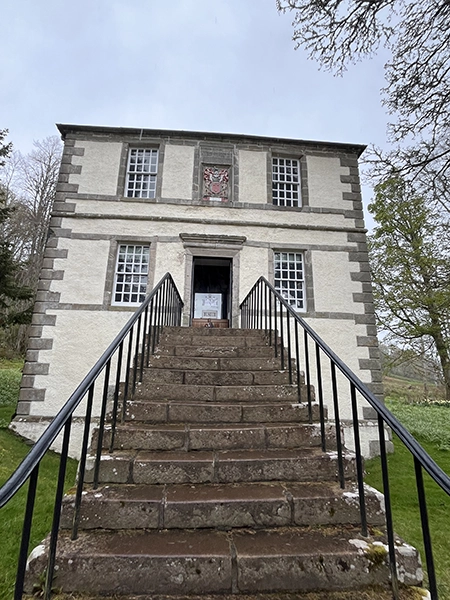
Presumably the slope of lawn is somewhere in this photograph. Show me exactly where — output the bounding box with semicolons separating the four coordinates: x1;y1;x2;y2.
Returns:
0;358;22;427
0;359;77;600
365;394;450;600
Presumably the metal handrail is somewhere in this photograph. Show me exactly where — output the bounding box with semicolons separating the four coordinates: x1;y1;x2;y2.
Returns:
240;275;450;600
0;272;183;599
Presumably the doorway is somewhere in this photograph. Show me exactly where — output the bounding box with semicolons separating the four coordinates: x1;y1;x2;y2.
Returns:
191;257;232;327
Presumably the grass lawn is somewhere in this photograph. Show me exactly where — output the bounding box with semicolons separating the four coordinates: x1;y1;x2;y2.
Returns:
365;396;450;600
0;360;77;600
0;359;23;427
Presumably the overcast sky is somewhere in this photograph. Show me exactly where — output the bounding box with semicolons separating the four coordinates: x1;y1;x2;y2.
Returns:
1;0;391;223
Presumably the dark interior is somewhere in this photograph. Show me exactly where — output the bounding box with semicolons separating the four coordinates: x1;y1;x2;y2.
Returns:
193;257;231;320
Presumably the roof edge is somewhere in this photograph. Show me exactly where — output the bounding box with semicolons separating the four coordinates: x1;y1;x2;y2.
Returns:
56;124;367;157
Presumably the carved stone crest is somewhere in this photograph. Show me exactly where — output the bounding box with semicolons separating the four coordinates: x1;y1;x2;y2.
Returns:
203;166;229;201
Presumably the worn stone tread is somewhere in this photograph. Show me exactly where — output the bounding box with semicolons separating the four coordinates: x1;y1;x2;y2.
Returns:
133;382;302;403
124;401;321;424
96;422;332;452
61;481;385;531
25;527;422;596
147;356;293;372
40;589;429;600
140;368;298;386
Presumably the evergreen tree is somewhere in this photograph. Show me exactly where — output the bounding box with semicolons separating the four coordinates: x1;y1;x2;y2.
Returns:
0;130;33;328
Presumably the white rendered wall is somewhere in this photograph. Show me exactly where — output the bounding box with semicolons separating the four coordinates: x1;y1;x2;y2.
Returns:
239;151;267;204
161;145;195;200
307;156;351;210
31;310;131;418
52;239;110;305
62;211;352;251
152;239;186;295
239;246;269;299
70;140;122;196
72;199;349;230
312;251;363;314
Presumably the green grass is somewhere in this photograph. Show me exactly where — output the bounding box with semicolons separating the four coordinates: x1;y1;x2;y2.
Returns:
365;396;450;600
0;359;77;600
0;359;23;428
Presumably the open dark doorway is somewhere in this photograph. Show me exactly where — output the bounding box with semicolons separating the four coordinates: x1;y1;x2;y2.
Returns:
191;257;232;327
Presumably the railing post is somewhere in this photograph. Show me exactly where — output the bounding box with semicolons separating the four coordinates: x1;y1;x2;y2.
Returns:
109;341;123;453
304;330;312;423
315;343;326;452
279;303;285;370
295;320;302;403
286;310;293;384
72;384;95;540
44;418;72;600
156;284;164;345
269;291;273;349
131;314;142;396
414;457;438;600
273;294;278;358
264;283;268;333
256;282;260;329
94;360;111;488
378;414;399;599
147;297;155;365
330;361;345;489
350;383;368;537
121;329;134;422
139;305;149;382
14;465;40;600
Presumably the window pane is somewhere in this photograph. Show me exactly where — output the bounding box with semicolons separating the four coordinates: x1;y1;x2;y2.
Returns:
112;244;150;306
273;250;305;310
272;157;301;207
126;148;158;198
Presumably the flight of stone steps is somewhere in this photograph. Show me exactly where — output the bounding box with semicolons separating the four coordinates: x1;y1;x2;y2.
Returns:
26;327;423;597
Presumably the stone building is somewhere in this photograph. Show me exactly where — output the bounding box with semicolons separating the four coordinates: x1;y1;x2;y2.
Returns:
12;125;382;455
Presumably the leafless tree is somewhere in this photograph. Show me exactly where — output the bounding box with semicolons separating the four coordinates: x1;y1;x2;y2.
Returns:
0;135;62;352
277;1;450;185
2;136;62;290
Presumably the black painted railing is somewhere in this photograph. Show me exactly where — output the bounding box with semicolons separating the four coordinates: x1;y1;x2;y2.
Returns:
240;276;450;600
0;273;183;600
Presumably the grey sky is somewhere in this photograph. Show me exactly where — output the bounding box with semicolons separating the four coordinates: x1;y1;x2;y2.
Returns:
1;0;390;221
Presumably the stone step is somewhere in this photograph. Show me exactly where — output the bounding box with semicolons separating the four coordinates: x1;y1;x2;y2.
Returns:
85;448;357;486
157;344;278;358
133;383;308;403
124;400;322;424
159;327;270;343
163;326;269;337
32;589;429;600
148;355;292;372
25;527;422;596
95;422;334;452
159;334;271;349
140;368;299;386
60;481;385;531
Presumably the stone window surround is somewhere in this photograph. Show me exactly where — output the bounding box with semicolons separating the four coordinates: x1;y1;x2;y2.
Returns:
271;157;301;208
273;249;306;311
125;148;159;199
267;151;309;208
104;236;157;310
268;246;315;315
111;243;151;306
180;233;246;327
117;141;165;201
